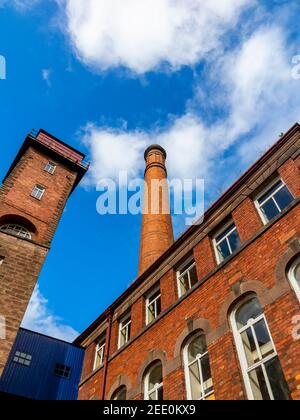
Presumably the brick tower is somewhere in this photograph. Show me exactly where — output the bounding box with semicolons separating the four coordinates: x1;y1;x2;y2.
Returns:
0;129;88;375
138;144;174;275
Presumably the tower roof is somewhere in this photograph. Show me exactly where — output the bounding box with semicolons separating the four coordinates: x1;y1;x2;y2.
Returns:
3;129;89;192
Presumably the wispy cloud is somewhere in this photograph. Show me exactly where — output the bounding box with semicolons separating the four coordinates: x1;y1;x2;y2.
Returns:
22;285;79;343
42;68;52;87
81;24;300;202
59;0;254;74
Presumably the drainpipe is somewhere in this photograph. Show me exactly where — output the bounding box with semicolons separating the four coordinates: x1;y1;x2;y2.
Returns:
101;309;113;400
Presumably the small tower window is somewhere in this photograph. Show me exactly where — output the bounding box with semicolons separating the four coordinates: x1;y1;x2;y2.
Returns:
44;162;56;175
0;224;31;240
31;185;45;200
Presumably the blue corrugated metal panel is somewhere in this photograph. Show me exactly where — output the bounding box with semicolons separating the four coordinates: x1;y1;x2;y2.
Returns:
0;329;84;400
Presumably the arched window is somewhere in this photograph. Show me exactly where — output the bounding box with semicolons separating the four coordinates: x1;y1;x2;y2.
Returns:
183;333;214;400
231;296;290;400
111;386;127;400
0;224;31;240
144;361;163;400
288;258;300;302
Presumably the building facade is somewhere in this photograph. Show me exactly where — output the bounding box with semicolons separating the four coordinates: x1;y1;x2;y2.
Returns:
0;129;88;376
76;123;300;401
0;328;84;400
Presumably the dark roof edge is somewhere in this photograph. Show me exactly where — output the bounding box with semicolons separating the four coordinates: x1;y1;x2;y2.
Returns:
20;327;83;348
74;122;300;345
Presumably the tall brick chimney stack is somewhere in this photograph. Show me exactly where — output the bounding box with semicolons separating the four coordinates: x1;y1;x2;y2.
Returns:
138;145;174;276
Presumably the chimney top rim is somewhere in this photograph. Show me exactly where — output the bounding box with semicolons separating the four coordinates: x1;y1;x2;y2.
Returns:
144;144;167;160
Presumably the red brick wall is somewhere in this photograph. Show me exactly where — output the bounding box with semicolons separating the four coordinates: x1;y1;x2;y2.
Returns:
0;232;48;375
0;142;81;376
0;146;77;245
79;156;300;400
233;197;263;243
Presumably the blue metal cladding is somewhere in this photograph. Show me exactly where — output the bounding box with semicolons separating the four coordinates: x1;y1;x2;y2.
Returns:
0;328;84;400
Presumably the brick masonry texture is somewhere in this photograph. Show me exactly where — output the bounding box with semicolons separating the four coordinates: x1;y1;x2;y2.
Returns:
78;125;300;401
0;133;86;376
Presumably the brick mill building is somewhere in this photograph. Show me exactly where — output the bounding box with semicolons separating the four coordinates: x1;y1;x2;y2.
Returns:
0;130;88;376
76;123;300;401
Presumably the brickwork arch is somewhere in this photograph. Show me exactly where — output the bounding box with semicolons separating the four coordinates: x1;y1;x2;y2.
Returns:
275;238;300;285
219;280;269;328
107;375;131;400
134;350;167;397
173;318;212;360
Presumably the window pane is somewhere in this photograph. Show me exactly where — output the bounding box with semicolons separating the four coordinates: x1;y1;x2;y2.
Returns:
149;391;157;401
149;364;162;389
157;386;163;400
189;265;198;287
216;224;235;241
201;354;213;395
258;181;282;205
228;230;241;253
241;328;259;367
254;320;274;360
265;358;291;400
274;186;293;211
295;263;300;288
148;302;156;323
180;273;190;295
217;240;231;261
188;335;207;363
156;296;161;316
127;323;131;341
113;387;126;400
235;298;263;329
261;199;280;221
249;366;271;400
189;361;202;400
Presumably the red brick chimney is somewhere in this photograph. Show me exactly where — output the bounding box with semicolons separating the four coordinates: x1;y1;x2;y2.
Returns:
138;145;174;275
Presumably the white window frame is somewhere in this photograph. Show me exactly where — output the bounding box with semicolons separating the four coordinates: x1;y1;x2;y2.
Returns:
118;314;131;349
93;339;106;371
144;362;163;401
288;258;300;302
230;296;279;401
254;178;293;225
0;224;31;240
44;161;56;175
183;333;214;401
146;286;161;325
31;185;45;201
176;256;197;298
213;221;239;264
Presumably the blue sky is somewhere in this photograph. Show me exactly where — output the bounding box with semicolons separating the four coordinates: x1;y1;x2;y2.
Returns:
0;0;300;341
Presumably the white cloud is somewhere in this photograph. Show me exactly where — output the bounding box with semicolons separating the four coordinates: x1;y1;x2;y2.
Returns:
82;25;300;198
61;0;253;74
22;285;79;343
